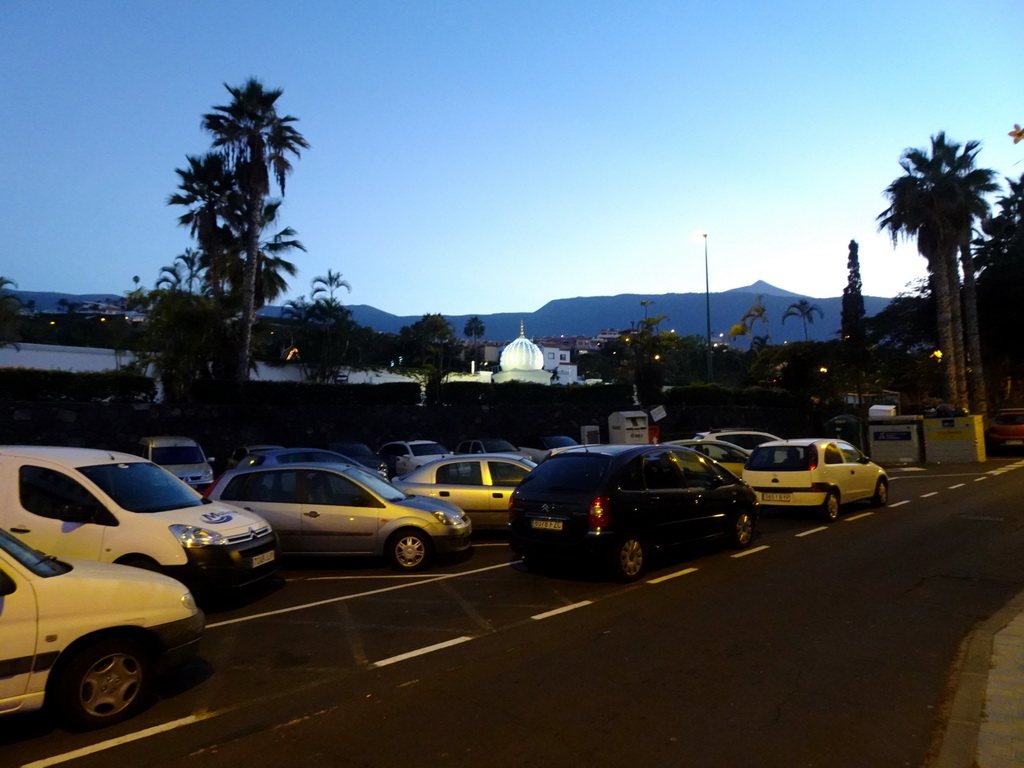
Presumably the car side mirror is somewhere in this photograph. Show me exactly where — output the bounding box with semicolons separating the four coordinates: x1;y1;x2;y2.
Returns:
0;569;17;596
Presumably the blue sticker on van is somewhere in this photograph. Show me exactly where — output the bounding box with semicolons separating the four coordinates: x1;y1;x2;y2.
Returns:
200;511;234;525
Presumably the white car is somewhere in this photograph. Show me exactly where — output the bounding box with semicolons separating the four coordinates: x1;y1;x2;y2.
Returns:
692;430;782;450
742;438;888;522
0;527;204;729
0;446;278;590
377;440;453;476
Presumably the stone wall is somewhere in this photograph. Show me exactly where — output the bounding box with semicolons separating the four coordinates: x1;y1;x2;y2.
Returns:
0;400;821;471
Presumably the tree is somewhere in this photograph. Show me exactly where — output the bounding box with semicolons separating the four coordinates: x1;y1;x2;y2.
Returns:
202;78;309;382
741;295;770;341
0;276;21;347
781;299;824;342
463;316;485;367
878;132;998;411
156;248;205;293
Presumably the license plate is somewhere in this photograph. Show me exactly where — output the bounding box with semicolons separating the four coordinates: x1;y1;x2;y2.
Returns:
1005;440;1023;446
531;519;563;531
250;550;276;568
761;492;792;503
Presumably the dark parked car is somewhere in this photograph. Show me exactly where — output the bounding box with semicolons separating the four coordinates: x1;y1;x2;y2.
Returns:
508;444;758;582
329;440;390;476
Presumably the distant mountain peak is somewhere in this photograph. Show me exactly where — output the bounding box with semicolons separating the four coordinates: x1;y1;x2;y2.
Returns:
722;280;808;298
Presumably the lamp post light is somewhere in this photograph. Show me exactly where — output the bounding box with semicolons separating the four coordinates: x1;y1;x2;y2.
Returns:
703;233;712;382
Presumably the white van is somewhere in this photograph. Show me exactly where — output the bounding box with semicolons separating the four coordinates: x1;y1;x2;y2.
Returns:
0;446;278;590
0;527;204;729
137;436;215;490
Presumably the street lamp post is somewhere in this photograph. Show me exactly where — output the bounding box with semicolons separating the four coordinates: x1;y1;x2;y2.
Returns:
703;233;712;382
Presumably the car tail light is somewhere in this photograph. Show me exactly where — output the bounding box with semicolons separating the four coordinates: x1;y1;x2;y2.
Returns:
202;478;220;498
508;495;519;521
806;444;819;471
588;496;611;528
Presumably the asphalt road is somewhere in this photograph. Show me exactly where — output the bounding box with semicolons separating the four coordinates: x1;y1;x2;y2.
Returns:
4;457;1024;768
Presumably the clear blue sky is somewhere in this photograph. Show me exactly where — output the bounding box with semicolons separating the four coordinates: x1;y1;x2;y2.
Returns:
2;0;1020;317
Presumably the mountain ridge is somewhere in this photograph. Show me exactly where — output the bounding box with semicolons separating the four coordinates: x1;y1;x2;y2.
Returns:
8;283;892;344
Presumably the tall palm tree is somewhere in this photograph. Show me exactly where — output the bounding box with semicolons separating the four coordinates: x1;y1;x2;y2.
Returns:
167;152;240;304
311;269;352;304
202;78;310;382
878;132;997;411
781;299;824;342
740;295;770;342
156;249;205;293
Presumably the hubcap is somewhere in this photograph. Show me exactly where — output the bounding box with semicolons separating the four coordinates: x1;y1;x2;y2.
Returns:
79;653;142;718
735;514;752;544
620;540;644;577
396;537;425;567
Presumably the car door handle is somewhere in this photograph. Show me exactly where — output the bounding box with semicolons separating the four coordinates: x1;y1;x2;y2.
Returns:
492;492;504;499
440;491;450;497
10;526;29;533
304;510;321;518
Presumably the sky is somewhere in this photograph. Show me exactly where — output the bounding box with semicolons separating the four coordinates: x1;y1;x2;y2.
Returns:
2;0;1021;318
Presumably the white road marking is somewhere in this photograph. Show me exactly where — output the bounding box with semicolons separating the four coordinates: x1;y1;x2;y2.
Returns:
21;714;219;768
845;512;874;522
921;492;939;498
731;545;769;558
796;527;828;537
648;567;698;584
975;477;988;482
889;500;910;507
531;601;593;620
372;636;474;668
208;562;511;629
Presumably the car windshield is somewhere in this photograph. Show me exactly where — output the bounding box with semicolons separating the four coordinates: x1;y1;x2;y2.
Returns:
994;413;1024;425
344;465;408;501
411;443;448;457
0;527;71;576
480;439;517;452
151;445;205;464
517;453;611;494
543;436;579;449
79;461;204;512
746;446;809;472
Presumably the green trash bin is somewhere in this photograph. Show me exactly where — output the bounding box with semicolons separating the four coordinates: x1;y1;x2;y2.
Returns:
824;414;861;449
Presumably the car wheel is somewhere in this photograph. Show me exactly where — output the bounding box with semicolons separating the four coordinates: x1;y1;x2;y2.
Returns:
819;491;840;523
51;637;152;730
729;510;755;549
609;536;647;582
386;529;434;572
872;479;889;507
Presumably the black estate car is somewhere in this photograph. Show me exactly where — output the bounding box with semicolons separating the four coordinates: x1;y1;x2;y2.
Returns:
508;444;759;582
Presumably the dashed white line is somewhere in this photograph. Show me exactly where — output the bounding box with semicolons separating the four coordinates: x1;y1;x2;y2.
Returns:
648;567;698;584
372;636;474;668
845;512;874;522
890;500;910;507
975;477;988;482
21;714;219;768
731;545;770;558
921;492;939;498
948;483;966;489
531;601;592;620
796;526;828;537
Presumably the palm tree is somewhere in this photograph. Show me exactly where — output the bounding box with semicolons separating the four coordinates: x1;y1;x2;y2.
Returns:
311;269;352;304
167;152;241;305
463;316;485;366
878;132;998;410
781;299;824;342
156;249;205;293
0;276;21;347
202;78;310;382
740;295;770;342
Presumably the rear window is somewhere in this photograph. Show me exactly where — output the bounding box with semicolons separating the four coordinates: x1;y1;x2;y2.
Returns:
994;412;1024;425
411;442;449;457
516;453;611;494
746;445;810;472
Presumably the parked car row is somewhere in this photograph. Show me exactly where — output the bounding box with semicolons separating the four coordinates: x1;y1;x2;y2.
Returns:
0;429;891;731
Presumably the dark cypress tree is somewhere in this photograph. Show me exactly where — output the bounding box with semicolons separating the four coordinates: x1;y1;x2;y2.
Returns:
841;239;866;347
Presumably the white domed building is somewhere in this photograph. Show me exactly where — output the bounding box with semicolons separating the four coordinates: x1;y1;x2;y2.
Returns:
493;323;552;385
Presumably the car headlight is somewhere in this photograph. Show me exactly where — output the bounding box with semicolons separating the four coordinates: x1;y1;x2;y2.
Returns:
170;524;228;547
432;510;462;526
181;591;198;613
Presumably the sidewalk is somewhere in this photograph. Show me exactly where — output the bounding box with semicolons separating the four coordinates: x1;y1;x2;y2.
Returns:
933;589;1024;767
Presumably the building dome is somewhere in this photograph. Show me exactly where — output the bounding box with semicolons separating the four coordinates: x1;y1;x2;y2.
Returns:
493;322;551;384
499;324;544;372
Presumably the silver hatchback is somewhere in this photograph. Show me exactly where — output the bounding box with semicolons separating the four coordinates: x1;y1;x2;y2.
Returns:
206;463;472;571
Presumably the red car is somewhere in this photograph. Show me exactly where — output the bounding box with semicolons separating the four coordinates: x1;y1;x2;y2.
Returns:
986;409;1024;451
